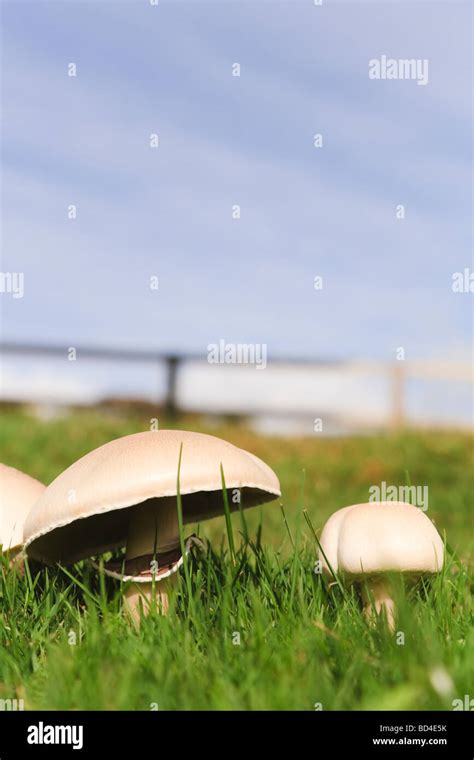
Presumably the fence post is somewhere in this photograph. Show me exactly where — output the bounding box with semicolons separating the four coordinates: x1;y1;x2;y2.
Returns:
164;355;180;418
390;364;405;429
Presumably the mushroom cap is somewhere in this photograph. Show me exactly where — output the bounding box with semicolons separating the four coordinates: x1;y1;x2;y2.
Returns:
0;464;45;553
24;430;281;564
318;501;444;579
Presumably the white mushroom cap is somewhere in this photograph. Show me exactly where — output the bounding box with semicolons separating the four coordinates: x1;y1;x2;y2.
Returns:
24;430;281;564
0;464;45;553
319;501;444;579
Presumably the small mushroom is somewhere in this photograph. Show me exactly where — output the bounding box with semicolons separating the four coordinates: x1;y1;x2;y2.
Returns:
24;430;280;620
0;464;45;568
318;501;444;630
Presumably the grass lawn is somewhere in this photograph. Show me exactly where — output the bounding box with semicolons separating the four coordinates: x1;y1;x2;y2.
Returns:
0;409;472;710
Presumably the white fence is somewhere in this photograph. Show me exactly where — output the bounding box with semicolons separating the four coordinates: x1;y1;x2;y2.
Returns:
0;343;472;434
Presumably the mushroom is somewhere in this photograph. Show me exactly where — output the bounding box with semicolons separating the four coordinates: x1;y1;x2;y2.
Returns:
24;430;280;620
0;463;45;567
318;501;444;630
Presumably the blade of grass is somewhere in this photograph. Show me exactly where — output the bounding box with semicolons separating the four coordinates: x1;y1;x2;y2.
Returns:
280;504;295;550
220;463;236;566
176;442;194;616
303;509;346;597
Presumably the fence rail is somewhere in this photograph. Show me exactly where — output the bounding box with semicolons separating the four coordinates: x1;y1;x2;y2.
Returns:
0;342;472;429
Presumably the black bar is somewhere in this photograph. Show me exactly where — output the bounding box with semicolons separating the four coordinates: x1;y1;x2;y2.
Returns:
0;710;471;757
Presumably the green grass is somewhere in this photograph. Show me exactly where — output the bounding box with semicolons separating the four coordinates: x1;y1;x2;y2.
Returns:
0;409;473;710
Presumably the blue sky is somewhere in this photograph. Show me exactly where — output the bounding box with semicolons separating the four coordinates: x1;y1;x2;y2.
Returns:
1;0;472;368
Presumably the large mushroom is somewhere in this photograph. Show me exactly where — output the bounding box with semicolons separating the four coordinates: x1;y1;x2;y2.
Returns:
0;463;45;566
318;501;444;630
24;430;280;619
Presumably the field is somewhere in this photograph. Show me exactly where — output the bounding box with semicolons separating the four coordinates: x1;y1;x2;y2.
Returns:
0;409;473;710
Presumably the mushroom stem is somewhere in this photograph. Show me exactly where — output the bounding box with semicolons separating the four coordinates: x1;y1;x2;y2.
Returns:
361;578;396;632
126;497;179;558
9;550;25;576
124;575;177;625
124;497;180;620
